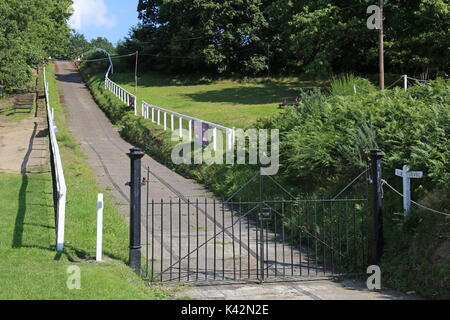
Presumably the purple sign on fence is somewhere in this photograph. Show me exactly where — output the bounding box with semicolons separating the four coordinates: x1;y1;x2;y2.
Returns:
194;121;210;146
202;123;210;146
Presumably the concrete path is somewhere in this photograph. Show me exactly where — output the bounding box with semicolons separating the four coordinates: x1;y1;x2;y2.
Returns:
174;280;419;300
54;61;417;300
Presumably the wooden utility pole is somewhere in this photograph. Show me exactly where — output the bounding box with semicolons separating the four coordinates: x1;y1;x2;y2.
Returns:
135;51;139;93
379;0;385;90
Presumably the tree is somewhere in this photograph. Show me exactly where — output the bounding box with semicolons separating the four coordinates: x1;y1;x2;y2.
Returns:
133;0;268;75
0;0;72;90
60;32;93;60
91;37;116;55
121;0;450;77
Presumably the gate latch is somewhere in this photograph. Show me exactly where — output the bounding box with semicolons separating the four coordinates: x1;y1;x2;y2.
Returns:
259;209;272;220
125;178;147;187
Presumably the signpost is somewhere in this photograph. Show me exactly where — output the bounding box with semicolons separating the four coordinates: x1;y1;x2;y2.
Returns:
395;165;423;215
96;194;104;262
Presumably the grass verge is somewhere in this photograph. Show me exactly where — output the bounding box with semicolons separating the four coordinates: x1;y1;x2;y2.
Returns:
0;64;170;300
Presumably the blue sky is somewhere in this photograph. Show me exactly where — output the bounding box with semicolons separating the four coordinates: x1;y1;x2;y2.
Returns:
69;0;140;45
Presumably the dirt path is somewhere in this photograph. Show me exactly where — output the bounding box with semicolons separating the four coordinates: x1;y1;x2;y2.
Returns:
0;95;47;174
54;61;417;300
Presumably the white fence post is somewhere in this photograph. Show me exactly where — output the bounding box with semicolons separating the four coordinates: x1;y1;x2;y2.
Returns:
227;129;232;152
96;194;104;262
404;75;408;91
56;190;66;252
164;112;167;130
188;120;192;142
213;127;217;151
179;117;183;137
171;114;174;131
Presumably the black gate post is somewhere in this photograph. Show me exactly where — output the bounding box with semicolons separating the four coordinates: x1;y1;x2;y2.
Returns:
127;147;145;274
259;215;265;283
369;149;384;265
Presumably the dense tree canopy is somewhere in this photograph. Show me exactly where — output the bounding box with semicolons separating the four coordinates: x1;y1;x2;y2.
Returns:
118;0;450;77
63;32;93;60
125;0;268;74
60;34;116;60
0;0;72;90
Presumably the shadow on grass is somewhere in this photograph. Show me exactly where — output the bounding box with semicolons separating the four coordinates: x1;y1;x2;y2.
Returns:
184;81;318;105
112;72;322;91
12;123;37;249
62;244;128;264
11;122;58;252
111;72;214;88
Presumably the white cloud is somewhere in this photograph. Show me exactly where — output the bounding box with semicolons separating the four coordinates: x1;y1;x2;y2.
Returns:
69;0;117;31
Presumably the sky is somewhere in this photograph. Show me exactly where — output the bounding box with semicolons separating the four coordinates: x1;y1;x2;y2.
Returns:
69;0;140;45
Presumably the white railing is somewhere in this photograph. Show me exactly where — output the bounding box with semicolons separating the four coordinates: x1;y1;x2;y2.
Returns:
43;66;67;252
95;49;235;151
97;49;136;114
401;75;449;91
105;73;137;116
141;101;235;152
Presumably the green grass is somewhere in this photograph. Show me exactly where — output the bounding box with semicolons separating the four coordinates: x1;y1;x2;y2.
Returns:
0;173;167;300
0;64;170;300
110;72;322;128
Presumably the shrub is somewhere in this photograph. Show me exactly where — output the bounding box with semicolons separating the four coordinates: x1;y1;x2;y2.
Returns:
330;74;377;96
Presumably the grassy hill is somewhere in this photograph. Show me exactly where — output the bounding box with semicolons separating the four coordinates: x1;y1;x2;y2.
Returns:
109;72;323;128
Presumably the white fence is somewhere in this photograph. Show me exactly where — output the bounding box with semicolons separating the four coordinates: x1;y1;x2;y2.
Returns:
141;101;235;152
43;66;67;252
400;75;448;91
96;50;234;151
403;75;436;91
104;68;137;116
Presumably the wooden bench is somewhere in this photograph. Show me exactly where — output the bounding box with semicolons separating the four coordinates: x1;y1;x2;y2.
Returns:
13;95;33;113
279;96;301;108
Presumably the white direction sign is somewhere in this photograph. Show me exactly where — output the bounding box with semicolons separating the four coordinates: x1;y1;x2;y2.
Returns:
395;169;423;179
395;165;423;214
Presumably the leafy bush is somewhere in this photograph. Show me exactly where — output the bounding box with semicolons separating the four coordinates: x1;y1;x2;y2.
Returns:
257;79;450;199
383;195;450;299
330;74;377;96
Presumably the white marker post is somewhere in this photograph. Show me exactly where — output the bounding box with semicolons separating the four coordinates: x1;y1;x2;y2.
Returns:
96;194;104;262
395;165;423;215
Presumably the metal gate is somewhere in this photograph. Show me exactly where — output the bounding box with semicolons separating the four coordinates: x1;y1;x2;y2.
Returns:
142;177;370;284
